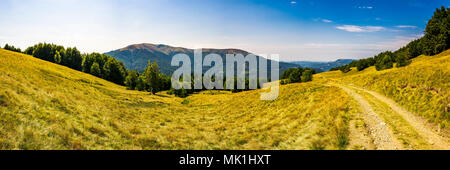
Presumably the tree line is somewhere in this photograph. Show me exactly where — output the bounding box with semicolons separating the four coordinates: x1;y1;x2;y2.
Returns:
331;6;449;73
3;44;22;53
2;43;284;97
20;43;127;85
280;67;315;85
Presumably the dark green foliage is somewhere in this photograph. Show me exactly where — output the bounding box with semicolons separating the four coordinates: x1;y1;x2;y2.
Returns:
356;58;375;71
135;76;147;91
395;51;411;68
280;67;315;84
79;52;127;85
301;69;313;82
3;44;21;53
141;61;164;94
103;58;127;85
26;43;83;71
421;6;449;56
288;67;303;83
24;46;34;55
64;47;83;70
17;43;127;85
339;65;351;73
90;62;101;77
375;51;394;71
125;70;139;90
168;87;189;98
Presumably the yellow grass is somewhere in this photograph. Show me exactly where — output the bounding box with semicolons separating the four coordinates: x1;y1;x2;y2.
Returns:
0;49;359;149
318;50;450;129
1;48;448;150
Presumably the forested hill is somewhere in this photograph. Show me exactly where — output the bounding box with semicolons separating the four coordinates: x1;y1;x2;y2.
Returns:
105;43;301;75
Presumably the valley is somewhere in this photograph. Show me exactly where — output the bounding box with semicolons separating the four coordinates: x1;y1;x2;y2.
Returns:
1;48;448;150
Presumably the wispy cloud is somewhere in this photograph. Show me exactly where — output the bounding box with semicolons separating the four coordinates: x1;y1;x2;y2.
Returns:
336;25;385;32
290;1;296;4
395;25;417;28
358;6;373;9
321;19;333;23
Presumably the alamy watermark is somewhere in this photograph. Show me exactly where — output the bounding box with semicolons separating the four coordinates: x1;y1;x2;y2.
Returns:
171;49;279;100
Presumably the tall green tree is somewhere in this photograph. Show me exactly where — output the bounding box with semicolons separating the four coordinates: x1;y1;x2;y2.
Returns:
142;61;163;94
103;58;127;85
125;70;139;90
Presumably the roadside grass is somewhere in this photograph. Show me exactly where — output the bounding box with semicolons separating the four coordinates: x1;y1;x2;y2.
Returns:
317;50;450;131
350;87;432;150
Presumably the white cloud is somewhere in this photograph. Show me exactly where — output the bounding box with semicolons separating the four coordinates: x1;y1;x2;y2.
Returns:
336;25;385;32
395;25;417;28
272;34;425;61
290;1;296;4
358;6;373;9
321;19;333;23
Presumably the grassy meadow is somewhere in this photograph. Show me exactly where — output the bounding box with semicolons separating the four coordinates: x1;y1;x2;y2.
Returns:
1;48;448;150
0;49;360;150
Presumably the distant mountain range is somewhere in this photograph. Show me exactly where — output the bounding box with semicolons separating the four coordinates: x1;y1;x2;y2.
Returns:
290;59;355;72
105;43;353;75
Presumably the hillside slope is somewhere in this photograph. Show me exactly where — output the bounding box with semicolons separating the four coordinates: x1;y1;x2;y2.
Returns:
0;49;360;150
318;50;450;129
1;48;448;150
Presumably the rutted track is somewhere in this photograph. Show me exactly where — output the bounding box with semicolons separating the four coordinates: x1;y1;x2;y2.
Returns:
332;81;449;150
334;84;399;150
350;85;450;150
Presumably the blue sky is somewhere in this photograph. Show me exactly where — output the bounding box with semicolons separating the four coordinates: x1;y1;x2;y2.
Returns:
0;0;448;61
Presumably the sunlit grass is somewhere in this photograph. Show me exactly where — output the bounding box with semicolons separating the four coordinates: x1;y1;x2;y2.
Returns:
318;50;450;130
0;49;359;150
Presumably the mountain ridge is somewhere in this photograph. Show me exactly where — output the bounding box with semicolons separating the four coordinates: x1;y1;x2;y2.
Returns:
105;43;300;75
290;59;355;72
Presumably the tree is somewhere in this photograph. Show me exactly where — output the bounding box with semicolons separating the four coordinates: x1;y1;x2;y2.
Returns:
24;46;35;55
82;53;94;73
3;44;21;53
65;47;82;70
103;58;127;85
375;51;394;71
142;61;163;94
288;67;303;83
396;50;411;67
124;70;139;90
422;6;449;55
90;62;101;77
135;75;147;91
340;65;351;73
54;50;62;64
301;69;313;82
